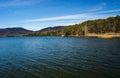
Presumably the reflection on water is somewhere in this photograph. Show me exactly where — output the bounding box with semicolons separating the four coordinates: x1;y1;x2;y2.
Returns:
0;37;120;78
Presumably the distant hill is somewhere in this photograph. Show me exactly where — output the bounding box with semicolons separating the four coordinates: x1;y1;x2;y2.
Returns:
26;26;65;36
38;26;65;32
0;27;32;36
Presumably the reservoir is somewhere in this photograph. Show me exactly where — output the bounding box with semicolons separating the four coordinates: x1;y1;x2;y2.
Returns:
0;37;120;78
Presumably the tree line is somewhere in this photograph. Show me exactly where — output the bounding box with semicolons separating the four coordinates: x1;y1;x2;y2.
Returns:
26;15;120;36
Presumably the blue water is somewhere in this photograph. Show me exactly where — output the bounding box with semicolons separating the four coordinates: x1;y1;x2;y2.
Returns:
0;37;120;78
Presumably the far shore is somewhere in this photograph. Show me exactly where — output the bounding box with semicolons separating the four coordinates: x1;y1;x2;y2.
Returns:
67;33;120;38
0;33;120;38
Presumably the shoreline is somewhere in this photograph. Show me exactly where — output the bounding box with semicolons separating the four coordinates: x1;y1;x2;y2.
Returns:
67;33;120;38
0;33;120;38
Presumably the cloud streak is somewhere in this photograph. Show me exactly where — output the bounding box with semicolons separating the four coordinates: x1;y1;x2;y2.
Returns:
26;9;120;23
26;14;92;22
95;9;120;14
0;0;40;7
90;3;107;11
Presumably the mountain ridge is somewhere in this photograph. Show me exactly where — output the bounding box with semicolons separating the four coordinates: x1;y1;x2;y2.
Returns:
0;27;32;36
0;15;120;37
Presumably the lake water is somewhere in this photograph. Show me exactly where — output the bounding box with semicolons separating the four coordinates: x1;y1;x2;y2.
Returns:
0;36;120;78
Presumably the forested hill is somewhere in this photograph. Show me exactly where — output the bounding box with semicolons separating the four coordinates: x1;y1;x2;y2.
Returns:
0;27;32;36
26;15;120;36
26;26;65;36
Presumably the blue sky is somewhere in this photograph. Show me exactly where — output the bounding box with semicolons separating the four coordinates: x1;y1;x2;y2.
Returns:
0;0;120;30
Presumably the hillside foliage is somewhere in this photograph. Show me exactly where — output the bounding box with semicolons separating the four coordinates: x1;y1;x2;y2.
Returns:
26;15;120;36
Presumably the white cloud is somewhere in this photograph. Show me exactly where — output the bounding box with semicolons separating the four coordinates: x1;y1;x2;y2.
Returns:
25;9;120;23
90;3;107;11
26;14;92;22
94;9;120;14
0;0;40;7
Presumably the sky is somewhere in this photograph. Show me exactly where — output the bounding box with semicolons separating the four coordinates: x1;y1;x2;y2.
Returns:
0;0;120;31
